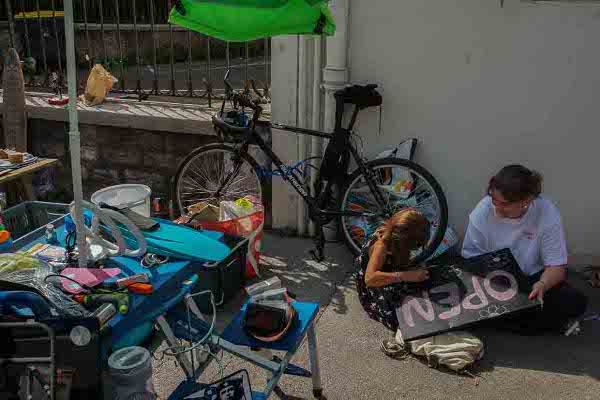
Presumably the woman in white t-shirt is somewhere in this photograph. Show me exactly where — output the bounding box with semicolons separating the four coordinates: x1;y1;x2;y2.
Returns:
462;165;587;334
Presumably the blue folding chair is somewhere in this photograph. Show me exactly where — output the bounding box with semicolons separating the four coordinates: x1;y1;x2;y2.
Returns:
166;300;323;399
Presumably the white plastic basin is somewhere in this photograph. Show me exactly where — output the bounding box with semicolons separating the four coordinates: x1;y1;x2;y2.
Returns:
91;184;151;217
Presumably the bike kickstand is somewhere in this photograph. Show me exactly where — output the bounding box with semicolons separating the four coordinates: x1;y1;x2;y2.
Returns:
310;226;326;263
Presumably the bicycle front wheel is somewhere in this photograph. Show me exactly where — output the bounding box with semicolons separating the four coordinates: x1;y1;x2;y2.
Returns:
174;144;263;215
339;157;448;264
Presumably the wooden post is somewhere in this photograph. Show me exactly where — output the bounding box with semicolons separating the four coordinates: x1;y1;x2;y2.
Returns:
2;48;28;152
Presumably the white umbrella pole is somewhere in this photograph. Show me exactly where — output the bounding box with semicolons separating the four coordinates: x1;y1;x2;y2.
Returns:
64;0;88;268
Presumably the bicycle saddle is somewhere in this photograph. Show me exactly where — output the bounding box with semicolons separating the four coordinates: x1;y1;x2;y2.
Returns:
334;84;382;108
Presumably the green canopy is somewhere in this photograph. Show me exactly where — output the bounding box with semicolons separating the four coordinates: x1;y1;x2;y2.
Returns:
169;0;335;42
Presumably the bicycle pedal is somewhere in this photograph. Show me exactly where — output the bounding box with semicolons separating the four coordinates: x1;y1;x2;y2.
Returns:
310;250;325;263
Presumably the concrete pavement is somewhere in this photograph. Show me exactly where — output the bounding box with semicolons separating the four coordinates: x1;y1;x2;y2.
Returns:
153;233;600;400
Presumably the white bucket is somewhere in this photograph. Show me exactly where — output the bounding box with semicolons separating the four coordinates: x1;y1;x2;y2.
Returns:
91;184;151;217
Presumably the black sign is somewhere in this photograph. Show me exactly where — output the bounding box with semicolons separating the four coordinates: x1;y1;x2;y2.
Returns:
396;248;540;341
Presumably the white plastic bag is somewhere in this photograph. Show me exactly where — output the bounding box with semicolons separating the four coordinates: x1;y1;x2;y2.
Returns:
219;197;258;221
80;64;117;106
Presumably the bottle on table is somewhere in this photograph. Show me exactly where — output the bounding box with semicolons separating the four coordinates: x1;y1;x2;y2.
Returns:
45;223;59;245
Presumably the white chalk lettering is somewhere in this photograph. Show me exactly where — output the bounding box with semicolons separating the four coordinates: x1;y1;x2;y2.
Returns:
462;276;489;310
431;283;461;320
401;290;435;328
484;270;518;302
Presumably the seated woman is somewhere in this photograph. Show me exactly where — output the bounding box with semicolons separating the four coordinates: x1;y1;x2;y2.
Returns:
462;165;587;334
356;209;431;332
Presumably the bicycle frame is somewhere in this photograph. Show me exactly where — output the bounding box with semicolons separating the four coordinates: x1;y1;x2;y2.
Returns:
215;75;389;225
230;105;388;222
209;78;417;260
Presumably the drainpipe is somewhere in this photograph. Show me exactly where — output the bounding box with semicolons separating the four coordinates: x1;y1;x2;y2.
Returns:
322;0;350;132
297;35;309;236
321;0;349;239
308;36;323;237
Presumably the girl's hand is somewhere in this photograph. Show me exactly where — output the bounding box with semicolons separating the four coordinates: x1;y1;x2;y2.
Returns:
400;269;431;282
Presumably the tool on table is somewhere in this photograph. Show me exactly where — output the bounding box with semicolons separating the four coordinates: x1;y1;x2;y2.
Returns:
125;283;153;295
115;273;149;288
98;273;149;290
99;280;154;295
74;292;129;315
93;303;118;328
58;267;122;294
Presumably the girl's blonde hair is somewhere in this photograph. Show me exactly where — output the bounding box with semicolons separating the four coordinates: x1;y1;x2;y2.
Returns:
376;209;431;250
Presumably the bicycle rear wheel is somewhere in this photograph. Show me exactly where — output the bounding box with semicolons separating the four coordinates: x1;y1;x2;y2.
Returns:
339;157;448;264
174;144;262;215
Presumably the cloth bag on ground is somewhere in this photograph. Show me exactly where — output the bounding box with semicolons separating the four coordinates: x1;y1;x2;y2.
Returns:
397;330;484;372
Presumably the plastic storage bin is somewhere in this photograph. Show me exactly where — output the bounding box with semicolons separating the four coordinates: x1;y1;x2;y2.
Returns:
1;201;69;242
91;184;151;217
192;233;249;313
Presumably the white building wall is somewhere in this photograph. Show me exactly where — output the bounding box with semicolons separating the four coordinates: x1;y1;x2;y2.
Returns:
272;0;600;260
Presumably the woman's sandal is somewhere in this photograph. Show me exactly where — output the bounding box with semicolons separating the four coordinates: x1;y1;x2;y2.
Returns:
380;339;409;359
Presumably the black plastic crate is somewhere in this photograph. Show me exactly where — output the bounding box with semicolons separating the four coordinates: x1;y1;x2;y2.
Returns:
191;233;249;313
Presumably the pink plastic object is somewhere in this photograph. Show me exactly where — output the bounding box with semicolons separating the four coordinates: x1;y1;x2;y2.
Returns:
60;267;122;294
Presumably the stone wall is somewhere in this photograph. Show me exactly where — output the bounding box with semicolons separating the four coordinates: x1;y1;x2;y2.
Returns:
29;119;216;204
26;118;272;226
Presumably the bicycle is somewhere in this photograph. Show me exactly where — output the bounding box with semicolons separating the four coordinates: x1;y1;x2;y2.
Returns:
174;71;448;263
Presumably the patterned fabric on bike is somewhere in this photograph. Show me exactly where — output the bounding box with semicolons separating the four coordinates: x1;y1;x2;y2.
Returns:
335;85;383;109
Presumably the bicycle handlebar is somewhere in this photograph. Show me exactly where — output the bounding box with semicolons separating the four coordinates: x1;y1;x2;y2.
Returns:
233;92;260;111
223;70;262;119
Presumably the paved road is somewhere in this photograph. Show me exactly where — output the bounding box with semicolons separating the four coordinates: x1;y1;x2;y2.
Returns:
28;58;270;95
152;233;600;400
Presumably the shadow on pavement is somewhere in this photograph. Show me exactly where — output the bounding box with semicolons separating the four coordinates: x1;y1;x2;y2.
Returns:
256;233;356;314
273;386;328;400
205;233;356;335
473;272;600;380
